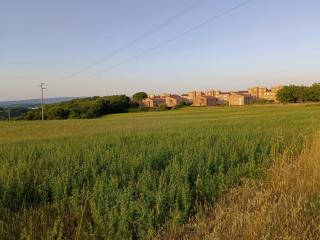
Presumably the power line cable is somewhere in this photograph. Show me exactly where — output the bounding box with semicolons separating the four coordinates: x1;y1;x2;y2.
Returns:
49;0;208;86
78;0;257;81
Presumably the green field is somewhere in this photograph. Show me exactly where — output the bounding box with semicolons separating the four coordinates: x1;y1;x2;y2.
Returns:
1;105;320;239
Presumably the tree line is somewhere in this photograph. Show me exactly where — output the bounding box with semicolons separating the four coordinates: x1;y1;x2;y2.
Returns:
1;91;187;121
0;107;30;120
24;95;136;120
277;83;320;103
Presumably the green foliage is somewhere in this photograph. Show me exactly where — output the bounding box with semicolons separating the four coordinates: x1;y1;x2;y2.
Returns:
23;95;131;120
175;100;189;109
307;83;320;102
255;99;273;104
132;92;148;102
277;83;320;103
0;107;29;120
0;106;320;239
157;103;168;111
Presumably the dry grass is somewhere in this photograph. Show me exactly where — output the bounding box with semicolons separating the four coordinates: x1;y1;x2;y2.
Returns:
167;134;320;240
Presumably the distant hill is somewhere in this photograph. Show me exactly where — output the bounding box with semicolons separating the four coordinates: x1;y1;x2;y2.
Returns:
0;97;78;108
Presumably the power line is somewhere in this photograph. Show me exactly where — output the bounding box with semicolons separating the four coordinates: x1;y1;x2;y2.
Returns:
49;0;208;86
71;0;257;82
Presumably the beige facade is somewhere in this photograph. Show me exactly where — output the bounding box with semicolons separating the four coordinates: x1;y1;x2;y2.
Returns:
142;97;165;108
188;91;204;100
248;87;268;99
204;90;217;96
215;92;230;104
165;95;185;107
229;92;254;106
248;86;283;102
160;93;171;98
192;96;218;107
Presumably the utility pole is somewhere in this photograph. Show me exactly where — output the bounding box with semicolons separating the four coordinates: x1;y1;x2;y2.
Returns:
39;83;46;120
8;108;11;121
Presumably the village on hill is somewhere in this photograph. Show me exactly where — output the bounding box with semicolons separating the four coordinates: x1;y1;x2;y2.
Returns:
143;86;284;108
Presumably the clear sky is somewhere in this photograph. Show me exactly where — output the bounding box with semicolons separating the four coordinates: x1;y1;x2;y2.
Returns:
1;0;320;101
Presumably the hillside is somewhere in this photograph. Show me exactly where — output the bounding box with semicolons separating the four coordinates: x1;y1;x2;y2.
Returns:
0;97;77;108
0;105;320;239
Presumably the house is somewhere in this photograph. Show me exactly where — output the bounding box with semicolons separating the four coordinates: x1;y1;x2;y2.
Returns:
165;95;185;107
215;91;230;105
229;92;254;106
160;93;171;98
192;95;218;107
181;93;189;99
188;91;204;100
181;93;193;104
142;97;165;107
204;90;217;97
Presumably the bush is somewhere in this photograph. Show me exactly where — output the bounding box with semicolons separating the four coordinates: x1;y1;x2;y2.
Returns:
157;103;168;111
255;99;273;104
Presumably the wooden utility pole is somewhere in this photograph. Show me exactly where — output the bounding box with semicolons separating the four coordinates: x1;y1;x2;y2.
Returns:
39;83;46;120
8;108;11;121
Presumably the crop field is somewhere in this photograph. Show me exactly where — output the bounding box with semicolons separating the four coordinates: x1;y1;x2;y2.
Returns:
1;105;320;239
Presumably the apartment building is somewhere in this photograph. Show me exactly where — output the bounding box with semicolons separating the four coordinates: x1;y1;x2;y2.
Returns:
248;86;283;102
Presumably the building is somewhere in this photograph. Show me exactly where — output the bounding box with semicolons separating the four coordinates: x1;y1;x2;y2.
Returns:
192;95;218;107
229;92;254;106
188;91;204;100
204;90;217;96
248;86;283;102
147;93;156;98
165;95;185;107
160;93;171;98
181;93;189;99
270;86;283;102
215;91;230;105
142;97;165;108
248;87;268;99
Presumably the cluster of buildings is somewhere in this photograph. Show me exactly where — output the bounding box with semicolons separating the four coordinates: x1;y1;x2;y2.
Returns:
142;86;283;108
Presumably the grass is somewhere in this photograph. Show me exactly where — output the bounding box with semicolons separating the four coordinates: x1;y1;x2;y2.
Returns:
173;132;320;240
0;105;320;239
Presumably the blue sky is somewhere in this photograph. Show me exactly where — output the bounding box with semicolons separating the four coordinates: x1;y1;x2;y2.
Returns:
1;0;320;100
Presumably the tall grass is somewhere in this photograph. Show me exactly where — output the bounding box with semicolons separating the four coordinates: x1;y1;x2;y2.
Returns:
0;105;319;239
174;132;320;240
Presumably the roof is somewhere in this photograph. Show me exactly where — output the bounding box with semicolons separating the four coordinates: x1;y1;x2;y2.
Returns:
167;94;183;100
144;97;164;102
198;95;217;99
230;92;245;96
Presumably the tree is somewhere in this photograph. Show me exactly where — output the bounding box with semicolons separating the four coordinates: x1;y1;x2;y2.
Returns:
277;85;302;103
277;84;320;103
132;92;148;102
307;83;320;102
